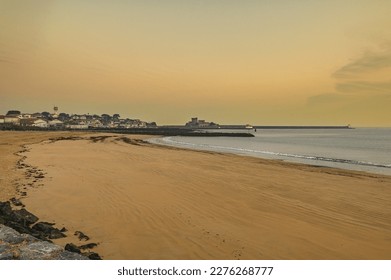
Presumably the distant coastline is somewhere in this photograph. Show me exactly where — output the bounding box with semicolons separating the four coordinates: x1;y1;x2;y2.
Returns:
1;109;352;132
0;124;353;137
0;125;255;137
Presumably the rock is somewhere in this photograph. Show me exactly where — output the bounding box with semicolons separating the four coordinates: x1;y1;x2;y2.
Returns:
0;224;92;260
79;243;98;250
84;252;102;260
19;241;63;260
32;222;66;239
4;220;32;235
21;233;38;242
0;252;13;260
10;198;24;207
12;249;21;259
0;202;101;260
65;243;81;254
57;250;89;260
29;231;51;242
0;224;25;244
74;231;89;241
49;230;66;239
0;201;13;216
32;222;56;233
11;209;39;225
0;244;11;254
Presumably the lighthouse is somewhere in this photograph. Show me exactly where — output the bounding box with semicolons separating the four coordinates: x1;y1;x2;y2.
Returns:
53;105;59;119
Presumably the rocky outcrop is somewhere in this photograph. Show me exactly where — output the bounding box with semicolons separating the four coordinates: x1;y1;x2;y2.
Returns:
0;201;63;241
0;140;103;260
0;201;102;260
0;224;88;260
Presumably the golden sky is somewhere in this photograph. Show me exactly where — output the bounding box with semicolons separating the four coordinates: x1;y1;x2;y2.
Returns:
1;0;390;126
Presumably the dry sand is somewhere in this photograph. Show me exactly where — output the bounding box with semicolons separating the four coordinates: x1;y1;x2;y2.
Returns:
1;131;391;259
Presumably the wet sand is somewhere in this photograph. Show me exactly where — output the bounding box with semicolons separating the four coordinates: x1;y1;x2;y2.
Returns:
1;131;391;259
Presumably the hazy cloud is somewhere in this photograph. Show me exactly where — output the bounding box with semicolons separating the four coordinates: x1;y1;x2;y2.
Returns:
307;44;391;114
307;93;346;105
307;92;391;109
333;48;391;79
336;81;391;94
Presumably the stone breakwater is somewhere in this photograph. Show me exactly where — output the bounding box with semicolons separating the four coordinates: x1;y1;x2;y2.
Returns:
0;224;88;260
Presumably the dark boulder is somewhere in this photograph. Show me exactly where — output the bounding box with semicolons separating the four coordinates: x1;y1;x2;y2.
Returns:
79;243;98;250
49;230;66;239
29;231;51;242
0;201;13;216
65;243;81;254
10;198;24;207
5;220;32;235
11;209;39;225
32;222;66;239
32;222;56;233
84;252;102;260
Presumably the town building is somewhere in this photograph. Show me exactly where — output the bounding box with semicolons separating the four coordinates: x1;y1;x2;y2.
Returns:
185;117;219;128
1;108;157;130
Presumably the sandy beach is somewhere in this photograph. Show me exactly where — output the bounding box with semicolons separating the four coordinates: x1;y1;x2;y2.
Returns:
0;131;87;201
1;131;391;259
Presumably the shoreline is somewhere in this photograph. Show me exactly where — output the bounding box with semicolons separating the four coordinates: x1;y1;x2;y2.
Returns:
1;131;391;259
150;131;391;177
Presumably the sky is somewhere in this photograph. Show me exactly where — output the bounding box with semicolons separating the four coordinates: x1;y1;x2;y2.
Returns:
1;0;390;126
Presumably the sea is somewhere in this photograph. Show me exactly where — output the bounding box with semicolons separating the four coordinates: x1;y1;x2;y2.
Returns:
149;128;391;176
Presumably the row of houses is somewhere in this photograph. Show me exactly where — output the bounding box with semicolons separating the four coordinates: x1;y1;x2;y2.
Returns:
0;110;157;129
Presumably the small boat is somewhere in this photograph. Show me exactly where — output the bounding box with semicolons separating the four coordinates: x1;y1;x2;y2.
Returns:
245;124;253;129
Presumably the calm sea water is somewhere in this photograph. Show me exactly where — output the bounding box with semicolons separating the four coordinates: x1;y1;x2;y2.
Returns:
149;128;391;176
